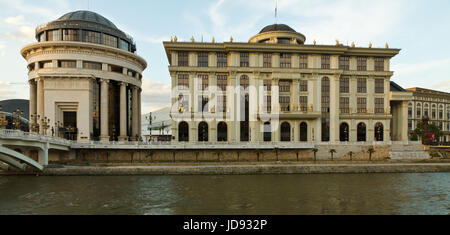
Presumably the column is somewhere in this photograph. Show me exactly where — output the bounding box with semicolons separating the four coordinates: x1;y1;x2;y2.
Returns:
29;80;37;132
36;78;44;135
329;76;339;142
118;82;128;141
401;101;409;141
131;86;139;141
138;88;142;140
100;79;110;142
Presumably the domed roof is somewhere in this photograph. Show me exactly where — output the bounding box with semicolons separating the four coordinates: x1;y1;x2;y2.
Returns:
259;24;296;34
56;10;118;29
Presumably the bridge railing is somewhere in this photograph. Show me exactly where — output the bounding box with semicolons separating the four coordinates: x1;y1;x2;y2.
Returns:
0;129;73;146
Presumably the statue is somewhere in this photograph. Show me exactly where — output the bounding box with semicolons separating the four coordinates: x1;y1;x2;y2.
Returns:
351;42;355;48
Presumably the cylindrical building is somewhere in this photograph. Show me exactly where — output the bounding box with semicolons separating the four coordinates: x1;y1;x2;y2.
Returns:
21;10;147;142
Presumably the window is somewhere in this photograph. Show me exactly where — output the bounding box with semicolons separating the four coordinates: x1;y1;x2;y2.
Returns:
264;122;272;142
198;96;209;113
340;77;349;93
217;52;227;67
263;53;272;68
280;96;290;112
198;52;209;67
198;122;209;142
178;122;189;142
84;61;102;70
27;63;35;72
198;75;209;91
321;55;330;69
357;57;367;71
299;80;308;92
280;53;291;68
375;57;385;71
375;79;385;93
374;123;384;141
439;105;444;119
119;39;129;51
424;104;429;117
217;122;227;142
39;32;45;42
300;96;308;112
108;64;122;73
47;30;60;41
264;95;271;113
408;120;413;130
103;34;118;47
321;77;330;113
281;122;291;142
279;80;291;93
340;123;349;142
339;56;350;70
82;30;101;44
408;103;413;118
217;75;228;92
432;104;437;119
340;97;350;114
178;52;189;66
417;103;422;118
178;74;189;90
240;75;249;90
357;98;367;113
357;78;367;93
63;29;79;41
58;60;76;68
375;98;384;114
357;123;367;142
299;54;308;69
39;61;52;69
240;52;249;67
217;95;227;113
264;80;272;92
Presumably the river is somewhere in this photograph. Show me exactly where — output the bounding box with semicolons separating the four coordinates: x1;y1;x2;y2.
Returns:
0;173;449;215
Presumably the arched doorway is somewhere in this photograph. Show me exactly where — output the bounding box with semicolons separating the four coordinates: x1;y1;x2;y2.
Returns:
217;122;227;142
178;122;189;142
340;123;349;142
264;122;271;142
375;122;384;142
357;123;366;142
198;122;208;142
300;122;308;142
281;122;291;142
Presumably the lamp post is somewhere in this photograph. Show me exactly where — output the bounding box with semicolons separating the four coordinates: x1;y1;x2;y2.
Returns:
0;105;8;129
12;108;24;130
30;113;40;133
41;117;50;136
146;112;155;142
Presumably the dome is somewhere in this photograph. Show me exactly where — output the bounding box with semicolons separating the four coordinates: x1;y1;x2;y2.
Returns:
259;24;297;34
56;10;118;29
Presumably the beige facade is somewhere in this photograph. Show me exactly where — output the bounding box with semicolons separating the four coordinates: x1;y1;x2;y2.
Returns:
406;87;450;142
164;24;409;144
21;11;147;142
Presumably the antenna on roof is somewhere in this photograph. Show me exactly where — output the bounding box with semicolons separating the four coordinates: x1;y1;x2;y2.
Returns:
275;0;278;24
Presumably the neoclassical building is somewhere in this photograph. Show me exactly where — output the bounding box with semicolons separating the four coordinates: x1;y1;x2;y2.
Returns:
21;11;147;142
164;24;409;144
406;87;450;142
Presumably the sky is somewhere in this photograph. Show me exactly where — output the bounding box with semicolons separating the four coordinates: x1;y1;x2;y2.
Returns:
0;0;449;114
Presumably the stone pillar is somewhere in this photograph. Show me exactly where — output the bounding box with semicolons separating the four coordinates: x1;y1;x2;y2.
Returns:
36;78;45;135
131;86;139;141
329;76;339;142
29;80;37;132
118;82;128;141
138;88;142;140
100;79;110;142
401;101;409;141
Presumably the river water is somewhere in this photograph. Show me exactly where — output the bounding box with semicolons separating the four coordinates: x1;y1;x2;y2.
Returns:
0;173;449;215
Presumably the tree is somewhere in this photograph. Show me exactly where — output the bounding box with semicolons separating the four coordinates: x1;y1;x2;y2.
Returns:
411;120;444;143
312;148;319;162
348;151;353;161
329;149;337;161
367;147;375;161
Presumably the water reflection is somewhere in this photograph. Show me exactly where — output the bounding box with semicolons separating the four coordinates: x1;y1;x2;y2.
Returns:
0;174;449;215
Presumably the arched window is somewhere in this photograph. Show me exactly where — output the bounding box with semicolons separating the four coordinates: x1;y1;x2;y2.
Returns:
432;104;437;119
198;122;208;142
300;122;308;142
424;104;429;117
416;103;422;118
375;122;384;142
340;123;349;142
178;122;189;142
217;122;227;142
264;122;272;142
281;122;291;142
321;77;330;142
408;103;413;118
357;122;366;142
439;105;444;119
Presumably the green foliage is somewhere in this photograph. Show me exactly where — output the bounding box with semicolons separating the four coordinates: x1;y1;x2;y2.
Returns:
413;121;444;140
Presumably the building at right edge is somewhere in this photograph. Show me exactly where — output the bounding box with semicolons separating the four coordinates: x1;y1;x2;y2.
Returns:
164;23;411;144
406;87;450;143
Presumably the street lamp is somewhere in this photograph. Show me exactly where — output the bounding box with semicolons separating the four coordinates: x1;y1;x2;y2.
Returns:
41;116;50;136
0;105;8;129
12;108;24;130
146;112;156;142
30;113;40;133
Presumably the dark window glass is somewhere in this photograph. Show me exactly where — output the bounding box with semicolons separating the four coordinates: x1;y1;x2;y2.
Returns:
198;52;209;67
280;53;291;68
217;75;228;92
340;77;349;93
321;55;330;69
339;56;349;70
340;97;350;114
103;34;118;48
82;30;101;44
263;53;272;68
357;57;367;71
375;57;385;71
375;79;384;93
299;54;308;69
240;52;249;67
217;52;227;67
178;74;189;90
178;52;189;66
299;80;308;92
357;78;367;93
58;60;76;68
375;98;384;114
63;29;79;41
279;80;291;92
357;97;367;113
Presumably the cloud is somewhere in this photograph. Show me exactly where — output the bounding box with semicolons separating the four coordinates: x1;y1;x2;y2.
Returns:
428;80;450;93
0;43;4;56
393;58;450;76
0;83;28;101
141;78;171;113
0;26;35;42
4;15;27;25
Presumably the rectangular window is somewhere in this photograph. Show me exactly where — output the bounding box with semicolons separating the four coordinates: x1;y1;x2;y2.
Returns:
280;53;291;68
84;61;102;70
198;52;209;67
178;74;189;90
264;95;272;113
58;60;76;68
321;55;330;69
375;57;385;71
300;96;308;112
264;80;272;92
63;29;79;41
47;30;60;41
339;56;350;70
217;95;227;113
240;52;249;67
340;97;350;114
198;96;209;113
357;78;367;93
82;30;101;44
198;75;209;91
280;96;290;112
217;52;227;67
217;75;228;92
279;80;291;93
118;39;129;51
340;77;349;93
103;34;118;48
408;120;413;130
357;97;367;113
375;79;385;93
299;80;308;92
178;51;189;66
375;98;384;114
299;54;308;69
39;61;52;69
108;64;122;73
357;57;367;71
263;53;272;68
